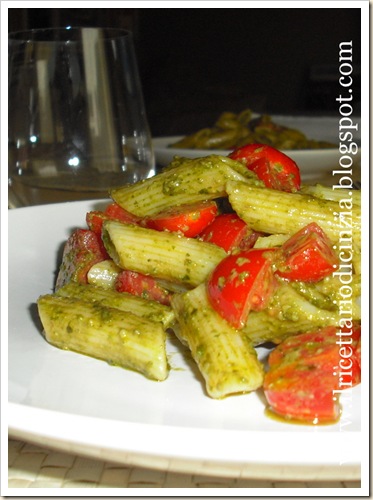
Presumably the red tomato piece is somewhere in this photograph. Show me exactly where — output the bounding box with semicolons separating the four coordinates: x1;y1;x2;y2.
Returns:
87;204;140;237
115;270;171;305
55;229;107;289
229;143;301;192
86;211;109;237
104;203;141;224
355;338;361;371
199;213;262;252
264;325;361;424
144;201;218;237
207;248;278;329
276;222;338;282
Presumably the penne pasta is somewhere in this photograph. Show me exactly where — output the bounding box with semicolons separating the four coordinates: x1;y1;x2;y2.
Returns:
87;259;121;289
37;294;169;381
102;220;227;288
226;180;361;247
240;282;346;346
301;273;361;305
110;155;261;217
300;183;361;207
241;310;337;347
266;282;352;323
253;233;289;249
56;282;175;328
171;283;264;399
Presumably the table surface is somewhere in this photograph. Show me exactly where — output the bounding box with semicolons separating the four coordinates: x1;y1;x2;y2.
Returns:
7;439;361;490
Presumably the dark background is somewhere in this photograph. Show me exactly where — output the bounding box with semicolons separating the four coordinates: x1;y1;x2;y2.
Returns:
8;7;361;137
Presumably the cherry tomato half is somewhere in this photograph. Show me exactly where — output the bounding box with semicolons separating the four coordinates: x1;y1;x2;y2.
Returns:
104;203;141;224
207;248;278;329
276;222;338;282
229;143;301;192
115;270;171;305
86;211;107;236
55;229;107;289
144;201;218;237
264;324;361;423
86;203;140;237
199;213;262;252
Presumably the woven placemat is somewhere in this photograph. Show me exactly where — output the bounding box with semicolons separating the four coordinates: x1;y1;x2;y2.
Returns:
7;439;361;489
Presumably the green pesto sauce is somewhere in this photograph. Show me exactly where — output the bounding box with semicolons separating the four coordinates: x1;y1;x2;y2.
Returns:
196;344;206;357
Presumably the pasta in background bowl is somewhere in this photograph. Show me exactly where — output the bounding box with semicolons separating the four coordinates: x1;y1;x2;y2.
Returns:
153;115;361;182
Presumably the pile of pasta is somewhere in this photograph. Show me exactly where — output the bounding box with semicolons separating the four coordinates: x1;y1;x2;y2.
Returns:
37;155;361;400
170;109;337;151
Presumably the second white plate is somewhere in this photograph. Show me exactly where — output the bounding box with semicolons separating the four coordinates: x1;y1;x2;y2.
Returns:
153;115;361;182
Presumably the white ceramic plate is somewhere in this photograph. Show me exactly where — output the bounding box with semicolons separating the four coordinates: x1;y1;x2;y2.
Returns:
7;201;362;480
153;115;361;182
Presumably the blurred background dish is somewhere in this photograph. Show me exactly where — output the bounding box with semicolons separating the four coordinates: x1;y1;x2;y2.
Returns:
153;115;361;183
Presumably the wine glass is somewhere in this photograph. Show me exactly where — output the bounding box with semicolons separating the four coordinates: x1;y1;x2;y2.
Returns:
8;27;155;207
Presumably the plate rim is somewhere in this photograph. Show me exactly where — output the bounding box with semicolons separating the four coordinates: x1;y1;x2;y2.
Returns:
7;401;362;480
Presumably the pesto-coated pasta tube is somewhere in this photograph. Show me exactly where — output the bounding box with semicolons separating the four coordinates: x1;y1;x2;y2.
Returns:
241;280;360;346
296;273;361;310
37;294;169;381
110;155;261;217
56;282;175;329
87;259;121;289
300;184;361;207
102;221;227;288
241;310;336;347
171;283;264;399
253;234;289;249
266;282;350;323
226;181;361;247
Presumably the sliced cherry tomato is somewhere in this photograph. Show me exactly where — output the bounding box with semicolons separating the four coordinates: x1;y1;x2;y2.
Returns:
115;270;171;305
207;248;278;329
276;222;338;282
229;143;301;192
199;213;262;252
104;203;141;224
355;338;361;371
55;229;107;289
144;201;218;237
264;324;361;423
86;203;140;237
86;211;109;237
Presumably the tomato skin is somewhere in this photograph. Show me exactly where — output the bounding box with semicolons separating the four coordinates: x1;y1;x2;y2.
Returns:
104;203;141;224
264;325;361;423
229;143;301;192
144;201;218;237
266;371;341;423
355;338;361;371
207;248;278;329
55;229;107;289
199;213;262;252
86;211;109;237
115;270;171;305
276;222;338;282
86;203;140;237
